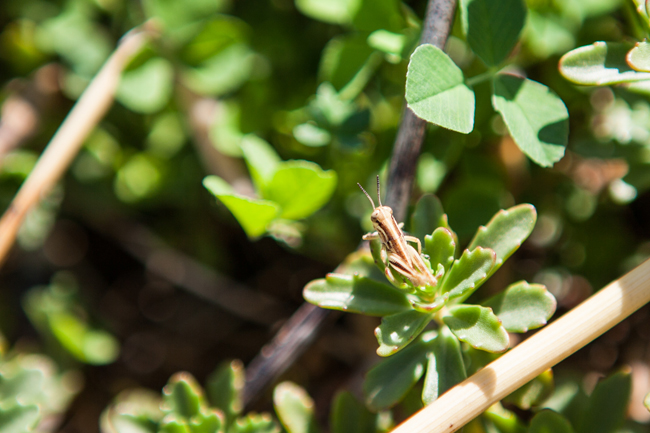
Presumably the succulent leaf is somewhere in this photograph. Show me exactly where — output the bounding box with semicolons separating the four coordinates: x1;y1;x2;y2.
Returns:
559;42;650;85
422;327;466;405
468;204;536;278
442;304;509;352
206;360;245;427
364;331;435;411
529;409;574;433
437;247;496;304
375;310;433;356
273;382;319;433
481;281;556;332
424;227;456;274
303;274;411;316
330;392;376;433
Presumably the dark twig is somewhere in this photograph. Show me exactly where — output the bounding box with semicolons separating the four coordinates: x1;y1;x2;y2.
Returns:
385;0;458;222
242;0;458;405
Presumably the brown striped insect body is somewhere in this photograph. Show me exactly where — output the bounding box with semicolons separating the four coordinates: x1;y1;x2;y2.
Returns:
358;177;437;288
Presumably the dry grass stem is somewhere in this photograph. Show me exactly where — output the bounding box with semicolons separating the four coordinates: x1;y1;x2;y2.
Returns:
0;26;150;267
391;258;650;433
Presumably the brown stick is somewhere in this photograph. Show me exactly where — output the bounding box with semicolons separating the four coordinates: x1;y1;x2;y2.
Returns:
243;0;458;406
391;258;650;433
385;0;457;222
0;26;151;267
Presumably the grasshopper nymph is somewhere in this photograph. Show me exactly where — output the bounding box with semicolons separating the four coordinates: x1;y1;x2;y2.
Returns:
358;176;437;288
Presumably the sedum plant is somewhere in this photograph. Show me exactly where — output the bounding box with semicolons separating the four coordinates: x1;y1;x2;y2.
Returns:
559;0;650;96
304;194;557;410
0;350;81;433
101;360;386;433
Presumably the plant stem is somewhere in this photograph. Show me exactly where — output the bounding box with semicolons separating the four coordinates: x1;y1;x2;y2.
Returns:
390;257;650;433
385;0;457;222
243;0;458;405
0;24;152;268
466;70;494;87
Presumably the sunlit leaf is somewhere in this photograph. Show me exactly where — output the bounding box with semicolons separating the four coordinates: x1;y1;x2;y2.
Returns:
468;204;537;278
422;327;466;405
559;42;650;85
375;310;433;356
482;281;556;332
437;247;495;303
406;44;475;133
265;161;337;220
492;75;568;167
273;382;319;433
117;57;174;114
203;176;280;238
303;274;411;316
443;304;509;352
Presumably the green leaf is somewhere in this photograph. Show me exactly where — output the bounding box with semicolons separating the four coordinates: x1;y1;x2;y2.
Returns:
48;312;119;365
443;304;509;352
142;0;228;31
303;274;411;316
375;310;433;356
230;413;280;433
330;392;376;433
482;281;556;332
239;135;281;193
273;382;319;433
182;44;256;96
626;41;650;72
367;30;407;58
559;42;650;85
100;389;163;433
351;0;403;33
483;403;527;433
406;44;475;134
460;0;527;66
364;331;435;411
265;161;337;220
295;0;354;25
422;327;466;405
645;391;650;413
180;16;249;67
190;409;225;433
492;75;568;167
424;227;456;275
206;360;244;427
117;57;174;114
530;410;575;433
293;123;331;147
0;404;39;433
410;194;445;241
203;176;280;238
209;101;244;157
579;370;631;433
437;247;496;304
162;373;205;419
319;35;375;91
468;204;537;278
504;369;554;410
159;415;190;433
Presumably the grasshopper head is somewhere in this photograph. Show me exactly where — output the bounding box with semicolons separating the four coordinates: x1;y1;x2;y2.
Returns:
358;176;394;230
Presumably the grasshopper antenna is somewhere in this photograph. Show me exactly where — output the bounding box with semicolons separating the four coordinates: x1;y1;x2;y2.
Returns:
376;175;382;207
357;183;376;209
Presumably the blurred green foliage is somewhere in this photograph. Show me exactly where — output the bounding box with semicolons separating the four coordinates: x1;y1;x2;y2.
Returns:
0;0;650;430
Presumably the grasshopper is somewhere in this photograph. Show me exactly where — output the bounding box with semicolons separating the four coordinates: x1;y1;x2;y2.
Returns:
358;176;437;288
